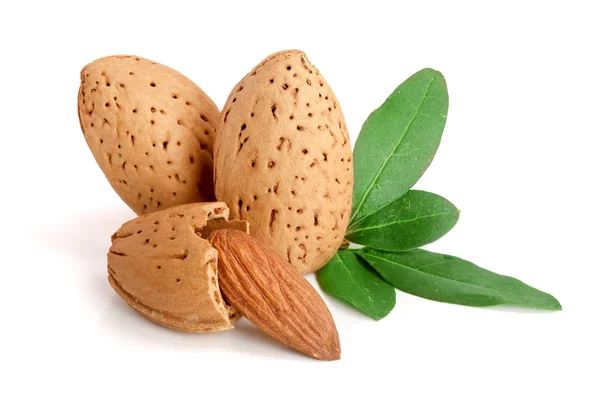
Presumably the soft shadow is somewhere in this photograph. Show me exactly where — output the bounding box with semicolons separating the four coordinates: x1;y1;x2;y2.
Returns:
42;206;135;265
35;206;135;306
100;295;304;360
485;304;563;314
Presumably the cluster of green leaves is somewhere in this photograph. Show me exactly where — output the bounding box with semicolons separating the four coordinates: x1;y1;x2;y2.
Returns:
317;69;561;319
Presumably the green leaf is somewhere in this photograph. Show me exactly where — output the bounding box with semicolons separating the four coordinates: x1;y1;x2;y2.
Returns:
317;250;396;320
349;68;449;231
346;190;459;251
357;248;562;310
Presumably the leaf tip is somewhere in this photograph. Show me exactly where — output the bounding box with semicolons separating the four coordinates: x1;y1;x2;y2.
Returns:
419;67;438;74
418;67;445;82
370;305;395;321
541;292;562;311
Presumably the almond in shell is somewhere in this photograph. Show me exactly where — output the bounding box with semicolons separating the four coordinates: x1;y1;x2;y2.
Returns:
78;55;219;215
214;50;353;274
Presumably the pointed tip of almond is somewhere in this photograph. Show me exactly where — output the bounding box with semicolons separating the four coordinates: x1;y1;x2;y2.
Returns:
316;342;341;361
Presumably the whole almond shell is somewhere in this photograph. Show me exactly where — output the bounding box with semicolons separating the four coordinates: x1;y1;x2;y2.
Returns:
208;229;341;360
78;55;219;215
214;50;353;274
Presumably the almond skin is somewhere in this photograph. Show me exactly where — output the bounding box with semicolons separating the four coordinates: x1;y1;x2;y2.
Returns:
78;55;219;215
208;229;341;360
108;202;248;333
214;50;353;274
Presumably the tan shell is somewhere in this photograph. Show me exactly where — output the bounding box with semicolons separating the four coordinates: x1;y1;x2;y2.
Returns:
78;55;219;215
214;50;353;274
108;202;249;333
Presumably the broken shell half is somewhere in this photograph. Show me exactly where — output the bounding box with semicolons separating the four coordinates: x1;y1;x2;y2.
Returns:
107;202;248;333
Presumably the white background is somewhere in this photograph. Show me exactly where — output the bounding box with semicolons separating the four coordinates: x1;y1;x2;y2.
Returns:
0;1;598;399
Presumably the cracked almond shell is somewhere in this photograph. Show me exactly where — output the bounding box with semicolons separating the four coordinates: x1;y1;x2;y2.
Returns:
214;50;353;274
108;202;248;333
78;55;219;215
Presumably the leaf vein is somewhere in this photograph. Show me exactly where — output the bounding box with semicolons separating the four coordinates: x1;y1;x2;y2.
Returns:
350;75;437;229
361;252;520;297
333;252;376;307
348;211;453;235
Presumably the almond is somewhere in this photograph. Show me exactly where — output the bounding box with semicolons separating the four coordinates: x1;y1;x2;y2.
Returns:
208;229;341;360
214;50;353;274
108;202;248;333
78;55;219;215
